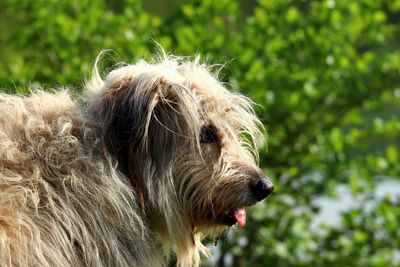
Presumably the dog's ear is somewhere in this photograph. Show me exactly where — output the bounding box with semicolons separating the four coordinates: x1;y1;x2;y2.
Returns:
101;77;193;177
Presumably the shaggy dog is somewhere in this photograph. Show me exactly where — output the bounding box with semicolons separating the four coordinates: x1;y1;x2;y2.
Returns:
0;54;273;267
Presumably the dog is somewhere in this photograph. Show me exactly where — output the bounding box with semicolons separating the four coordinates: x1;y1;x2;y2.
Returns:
0;54;273;267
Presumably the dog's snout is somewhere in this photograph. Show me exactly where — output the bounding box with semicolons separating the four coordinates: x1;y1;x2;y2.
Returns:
250;174;274;201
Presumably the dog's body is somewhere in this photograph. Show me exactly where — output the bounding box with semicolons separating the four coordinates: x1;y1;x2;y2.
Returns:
0;55;273;266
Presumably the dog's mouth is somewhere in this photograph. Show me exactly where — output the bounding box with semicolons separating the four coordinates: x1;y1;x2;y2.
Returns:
220;207;247;227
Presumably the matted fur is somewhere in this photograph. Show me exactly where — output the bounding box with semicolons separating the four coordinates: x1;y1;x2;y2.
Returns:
0;54;272;266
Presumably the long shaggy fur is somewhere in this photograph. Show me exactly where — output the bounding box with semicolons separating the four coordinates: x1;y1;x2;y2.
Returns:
0;54;271;266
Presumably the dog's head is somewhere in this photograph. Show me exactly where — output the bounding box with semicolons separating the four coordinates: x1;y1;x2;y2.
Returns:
87;55;273;265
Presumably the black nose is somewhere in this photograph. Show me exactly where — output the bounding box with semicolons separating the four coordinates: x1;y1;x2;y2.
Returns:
250;177;274;201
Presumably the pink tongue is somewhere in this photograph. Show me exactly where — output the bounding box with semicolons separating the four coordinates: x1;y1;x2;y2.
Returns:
231;207;246;227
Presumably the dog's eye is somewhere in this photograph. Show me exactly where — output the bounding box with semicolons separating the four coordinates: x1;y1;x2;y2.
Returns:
200;125;218;144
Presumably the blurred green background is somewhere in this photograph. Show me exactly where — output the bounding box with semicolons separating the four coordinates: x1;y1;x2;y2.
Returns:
1;0;400;266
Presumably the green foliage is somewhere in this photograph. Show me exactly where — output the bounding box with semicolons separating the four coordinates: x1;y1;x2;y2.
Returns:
1;0;400;266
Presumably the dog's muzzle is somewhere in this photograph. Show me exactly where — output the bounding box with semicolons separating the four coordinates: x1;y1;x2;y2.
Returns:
215;168;274;227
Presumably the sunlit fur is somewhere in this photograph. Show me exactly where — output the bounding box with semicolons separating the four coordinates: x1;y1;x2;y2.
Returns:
0;54;265;266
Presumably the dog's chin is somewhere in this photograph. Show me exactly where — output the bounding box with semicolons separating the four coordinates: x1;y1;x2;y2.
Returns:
220;212;238;226
214;197;264;227
199;198;261;228
199;209;238;227
215;204;255;227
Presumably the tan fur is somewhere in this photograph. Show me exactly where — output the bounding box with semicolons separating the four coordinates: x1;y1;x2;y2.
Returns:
0;54;271;266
